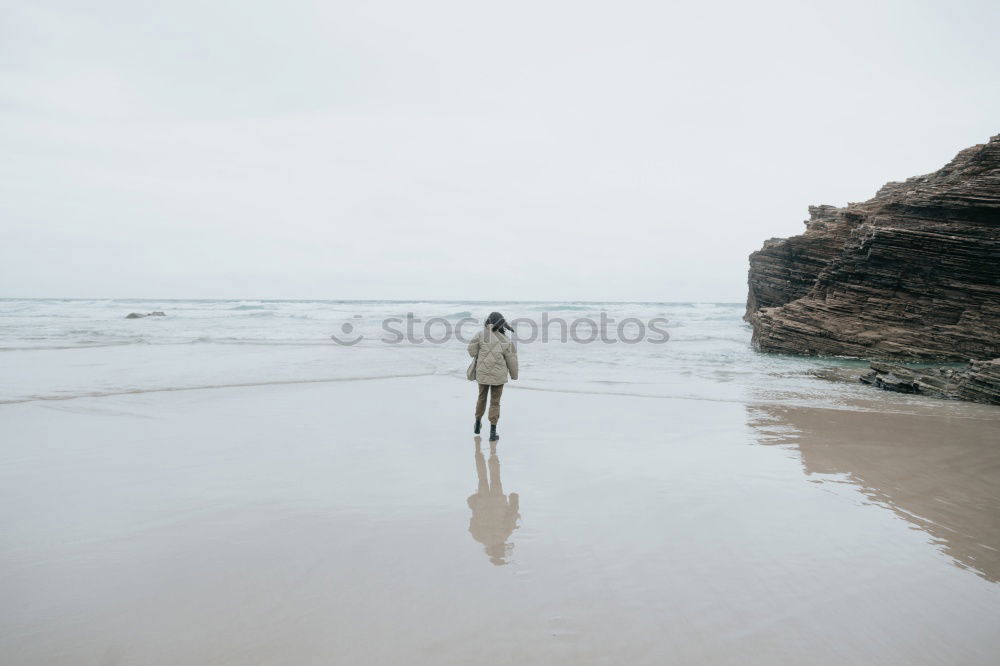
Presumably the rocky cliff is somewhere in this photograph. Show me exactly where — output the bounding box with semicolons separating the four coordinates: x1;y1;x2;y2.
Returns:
746;135;1000;362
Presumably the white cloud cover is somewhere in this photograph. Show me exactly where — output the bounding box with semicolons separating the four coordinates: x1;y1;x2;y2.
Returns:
1;0;997;300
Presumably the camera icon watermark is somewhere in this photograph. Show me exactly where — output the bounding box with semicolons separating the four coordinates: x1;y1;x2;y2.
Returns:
329;314;364;346
330;312;670;346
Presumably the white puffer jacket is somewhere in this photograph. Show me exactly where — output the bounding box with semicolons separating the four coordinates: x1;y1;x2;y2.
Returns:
468;327;519;385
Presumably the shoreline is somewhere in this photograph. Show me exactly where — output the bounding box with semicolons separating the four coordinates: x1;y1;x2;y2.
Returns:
5;370;998;421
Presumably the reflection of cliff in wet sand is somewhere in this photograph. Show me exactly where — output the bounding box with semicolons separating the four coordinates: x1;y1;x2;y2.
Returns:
467;436;520;565
748;404;1000;582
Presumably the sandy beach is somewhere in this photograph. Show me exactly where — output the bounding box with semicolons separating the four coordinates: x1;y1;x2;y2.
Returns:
2;375;998;665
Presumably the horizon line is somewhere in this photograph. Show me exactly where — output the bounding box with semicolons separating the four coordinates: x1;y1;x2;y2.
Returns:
0;297;746;305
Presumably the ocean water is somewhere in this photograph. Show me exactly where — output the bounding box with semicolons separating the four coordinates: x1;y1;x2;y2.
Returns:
0;298;978;413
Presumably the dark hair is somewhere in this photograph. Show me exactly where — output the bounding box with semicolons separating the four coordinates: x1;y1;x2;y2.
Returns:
484;311;514;334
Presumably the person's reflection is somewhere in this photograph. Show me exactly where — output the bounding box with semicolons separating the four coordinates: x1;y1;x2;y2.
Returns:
468;436;520;565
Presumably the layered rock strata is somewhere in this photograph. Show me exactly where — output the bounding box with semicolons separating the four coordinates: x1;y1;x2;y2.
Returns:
746;135;1000;362
859;360;1000;405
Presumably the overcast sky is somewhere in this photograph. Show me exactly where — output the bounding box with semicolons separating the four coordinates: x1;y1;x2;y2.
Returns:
1;0;997;301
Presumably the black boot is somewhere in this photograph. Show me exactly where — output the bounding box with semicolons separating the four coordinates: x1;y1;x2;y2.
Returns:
474;419;481;434
489;423;498;441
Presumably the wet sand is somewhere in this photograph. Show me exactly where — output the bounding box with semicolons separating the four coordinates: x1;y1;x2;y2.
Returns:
2;376;999;664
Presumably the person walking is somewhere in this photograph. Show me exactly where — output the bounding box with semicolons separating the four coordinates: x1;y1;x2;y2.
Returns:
467;311;518;441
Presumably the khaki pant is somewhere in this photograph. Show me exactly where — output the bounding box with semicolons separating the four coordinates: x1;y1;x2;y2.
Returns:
475;384;504;424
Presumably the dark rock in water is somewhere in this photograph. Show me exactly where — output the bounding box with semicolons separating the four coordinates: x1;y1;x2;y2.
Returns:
873;372;919;394
859;361;947;396
746;135;1000;363
125;311;166;319
859;360;1000;405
